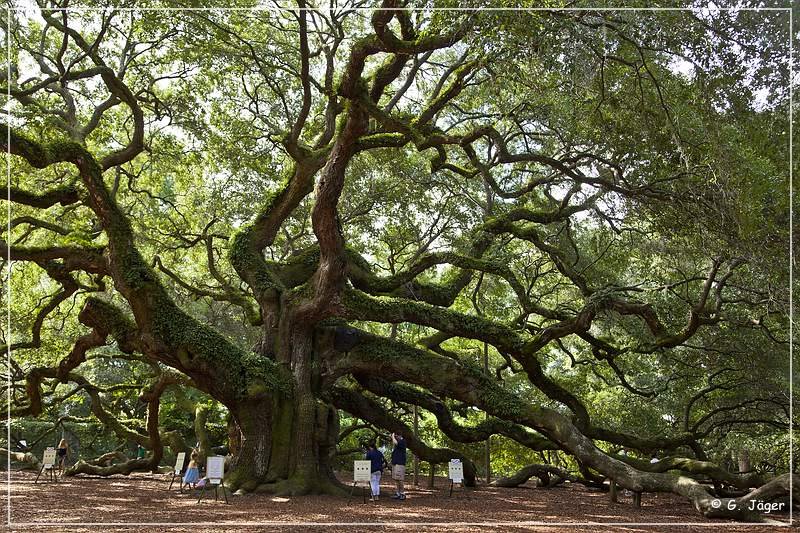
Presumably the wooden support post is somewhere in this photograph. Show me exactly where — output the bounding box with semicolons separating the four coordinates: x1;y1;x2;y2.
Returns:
483;344;491;484
609;479;617;503
348;481;368;504
35;464;57;483
633;491;642;507
169;470;184;492
197;480;229;504
413;405;420;486
428;462;435;489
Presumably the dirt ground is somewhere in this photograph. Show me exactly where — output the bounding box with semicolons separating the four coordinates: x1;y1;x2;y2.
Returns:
0;470;791;532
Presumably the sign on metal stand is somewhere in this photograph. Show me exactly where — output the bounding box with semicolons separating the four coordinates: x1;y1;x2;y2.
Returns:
197;456;229;504
448;459;464;497
35;448;58;483
348;460;371;504
169;452;186;492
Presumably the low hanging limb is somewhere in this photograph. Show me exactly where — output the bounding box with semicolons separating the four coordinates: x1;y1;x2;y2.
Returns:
65;457;154;477
63;370;191;477
613;454;767;491
10;309;193;478
341;287;702;455
1;448;41;471
327;386;479;486
337;330;797;520
490;464;577;488
354;374;557;452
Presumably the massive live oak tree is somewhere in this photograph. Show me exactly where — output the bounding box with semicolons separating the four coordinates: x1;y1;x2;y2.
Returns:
2;0;794;520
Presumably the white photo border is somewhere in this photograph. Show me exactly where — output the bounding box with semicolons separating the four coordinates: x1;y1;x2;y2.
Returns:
4;3;793;529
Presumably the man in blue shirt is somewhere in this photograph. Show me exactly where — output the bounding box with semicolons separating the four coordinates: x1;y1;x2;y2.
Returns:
365;441;386;502
390;432;407;500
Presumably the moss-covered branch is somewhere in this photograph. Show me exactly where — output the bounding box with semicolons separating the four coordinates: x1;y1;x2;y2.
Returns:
491;464;577;488
8;183;80;208
6;128;291;404
328;385;478;486
354;375;557;452
335;330;787;520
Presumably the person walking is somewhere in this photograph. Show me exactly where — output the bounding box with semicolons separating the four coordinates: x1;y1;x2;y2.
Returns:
365;441;386;502
390;432;407;500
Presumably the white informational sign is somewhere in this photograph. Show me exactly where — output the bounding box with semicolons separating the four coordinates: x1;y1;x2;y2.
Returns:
353;460;371;482
448;459;464;483
174;452;186;474
42;447;57;468
206;456;225;483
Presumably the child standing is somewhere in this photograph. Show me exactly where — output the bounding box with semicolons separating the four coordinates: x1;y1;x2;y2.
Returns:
182;450;200;489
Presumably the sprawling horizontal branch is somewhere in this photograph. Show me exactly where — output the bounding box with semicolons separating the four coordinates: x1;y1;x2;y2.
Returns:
615;454;765;491
3;239;108;275
8;184;80;207
491;463;577;488
65;457;154;477
16;304;194;476
341;287;598;429
354;375;557;452
1;448;41;471
334;330;789;519
5;128;290;405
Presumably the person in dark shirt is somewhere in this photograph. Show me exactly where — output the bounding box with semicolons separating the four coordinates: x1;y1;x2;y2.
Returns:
364;441;386;501
56;439;69;473
390;432;407;500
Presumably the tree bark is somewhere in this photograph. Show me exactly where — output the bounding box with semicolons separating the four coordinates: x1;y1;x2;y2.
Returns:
490;464;575;488
738;449;751;473
64;458;152;477
225;388;343;495
1;449;40;471
413;405;420;486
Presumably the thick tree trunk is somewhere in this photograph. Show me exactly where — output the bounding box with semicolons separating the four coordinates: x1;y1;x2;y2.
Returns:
225;395;343;495
225;376;343;495
226;398;274;492
738;449;751;473
194;405;211;462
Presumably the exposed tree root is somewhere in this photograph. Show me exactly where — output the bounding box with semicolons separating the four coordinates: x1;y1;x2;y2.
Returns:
248;475;349;497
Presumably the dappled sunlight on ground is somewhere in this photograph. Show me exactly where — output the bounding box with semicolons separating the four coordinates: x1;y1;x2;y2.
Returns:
1;470;788;532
